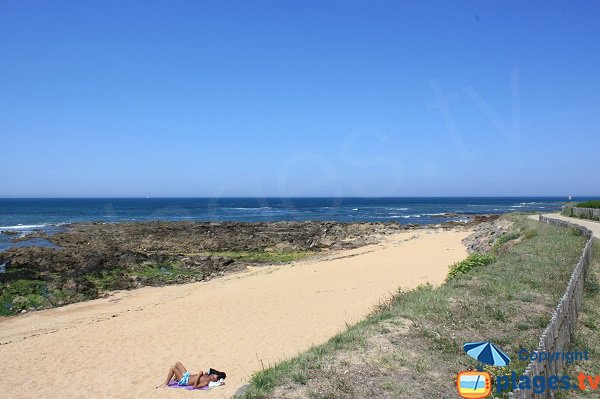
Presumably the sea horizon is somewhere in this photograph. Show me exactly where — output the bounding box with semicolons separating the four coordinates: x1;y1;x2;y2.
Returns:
1;196;595;233
0;195;596;199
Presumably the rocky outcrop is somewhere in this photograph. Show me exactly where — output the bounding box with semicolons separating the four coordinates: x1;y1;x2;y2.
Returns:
0;222;409;312
461;218;513;253
1;218;496;314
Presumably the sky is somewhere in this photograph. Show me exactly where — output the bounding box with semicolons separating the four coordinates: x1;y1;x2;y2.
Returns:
1;0;599;197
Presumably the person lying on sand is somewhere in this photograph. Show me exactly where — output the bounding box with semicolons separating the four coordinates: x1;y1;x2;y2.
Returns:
156;361;226;389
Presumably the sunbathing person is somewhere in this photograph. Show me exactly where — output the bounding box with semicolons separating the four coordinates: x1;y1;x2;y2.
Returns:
157;362;226;389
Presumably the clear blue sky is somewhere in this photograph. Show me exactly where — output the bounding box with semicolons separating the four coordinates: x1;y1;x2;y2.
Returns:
1;1;599;197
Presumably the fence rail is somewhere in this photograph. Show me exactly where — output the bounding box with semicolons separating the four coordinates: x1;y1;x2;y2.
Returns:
508;215;594;399
572;207;600;221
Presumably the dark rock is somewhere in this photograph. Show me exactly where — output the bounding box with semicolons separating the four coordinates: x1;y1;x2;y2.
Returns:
61;279;78;295
462;218;513;253
77;280;98;297
1;218;498;315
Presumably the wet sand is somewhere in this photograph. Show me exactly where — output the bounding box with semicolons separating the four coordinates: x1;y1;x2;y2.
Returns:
0;229;470;399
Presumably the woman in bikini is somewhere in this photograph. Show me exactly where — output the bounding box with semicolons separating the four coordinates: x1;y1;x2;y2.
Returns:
156;361;226;389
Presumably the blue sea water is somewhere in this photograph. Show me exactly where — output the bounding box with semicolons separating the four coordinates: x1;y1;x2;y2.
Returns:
0;197;576;226
0;197;588;252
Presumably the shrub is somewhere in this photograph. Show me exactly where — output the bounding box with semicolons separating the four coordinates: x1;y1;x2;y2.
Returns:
446;253;496;281
561;202;575;216
523;229;538;239
575;200;600;209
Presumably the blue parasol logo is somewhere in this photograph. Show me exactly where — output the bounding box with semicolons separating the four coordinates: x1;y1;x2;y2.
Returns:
456;341;511;398
463;341;511;368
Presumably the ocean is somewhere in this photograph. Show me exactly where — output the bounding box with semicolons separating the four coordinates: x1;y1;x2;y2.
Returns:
0;196;581;246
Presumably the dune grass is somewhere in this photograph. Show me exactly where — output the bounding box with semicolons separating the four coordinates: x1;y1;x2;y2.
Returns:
237;214;587;399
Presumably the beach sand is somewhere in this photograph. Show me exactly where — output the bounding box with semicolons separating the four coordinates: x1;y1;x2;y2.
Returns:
0;229;470;399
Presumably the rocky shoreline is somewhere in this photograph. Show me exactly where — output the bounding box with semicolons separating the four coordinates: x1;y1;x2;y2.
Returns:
461;217;515;253
0;216;497;315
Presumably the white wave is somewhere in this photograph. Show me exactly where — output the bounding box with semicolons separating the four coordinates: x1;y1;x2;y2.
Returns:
352;208;358;211
0;224;48;230
510;205;524;208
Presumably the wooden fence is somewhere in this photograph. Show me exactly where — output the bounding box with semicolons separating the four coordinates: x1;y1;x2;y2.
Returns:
572;207;600;221
508;215;594;399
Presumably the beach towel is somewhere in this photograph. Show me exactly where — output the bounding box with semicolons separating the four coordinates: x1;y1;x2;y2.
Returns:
167;379;224;390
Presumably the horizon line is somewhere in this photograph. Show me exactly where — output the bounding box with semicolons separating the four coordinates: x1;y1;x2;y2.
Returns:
0;195;597;200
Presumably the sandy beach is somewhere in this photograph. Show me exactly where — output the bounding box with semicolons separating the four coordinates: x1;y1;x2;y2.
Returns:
0;228;470;399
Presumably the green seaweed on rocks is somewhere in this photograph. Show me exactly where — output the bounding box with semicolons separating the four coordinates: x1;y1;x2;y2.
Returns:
186;250;315;264
130;262;199;283
0;279;49;316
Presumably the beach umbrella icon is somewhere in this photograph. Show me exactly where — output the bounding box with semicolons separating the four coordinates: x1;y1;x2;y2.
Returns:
463;341;511;367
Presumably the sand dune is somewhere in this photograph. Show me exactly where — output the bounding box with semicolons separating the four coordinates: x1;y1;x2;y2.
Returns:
0;229;470;399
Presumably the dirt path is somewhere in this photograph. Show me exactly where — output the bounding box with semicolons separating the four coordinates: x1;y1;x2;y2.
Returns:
0;229;470;399
528;213;600;237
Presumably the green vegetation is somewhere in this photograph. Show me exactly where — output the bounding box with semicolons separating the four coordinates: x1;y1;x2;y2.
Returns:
562;202;575;217
446;252;495;281
131;262;198;281
1;249;314;316
492;231;521;252
187;250;315;263
86;268;126;291
0;279;49;316
575;200;600;209
85;251;315;293
563;200;600;217
238;215;587;399
86;262;200;290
